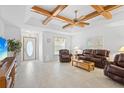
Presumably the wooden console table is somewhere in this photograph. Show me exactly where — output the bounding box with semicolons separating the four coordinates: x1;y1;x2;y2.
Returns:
0;57;16;88
71;59;95;72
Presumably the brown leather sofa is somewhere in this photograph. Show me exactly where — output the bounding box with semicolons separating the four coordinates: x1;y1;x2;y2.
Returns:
78;49;110;68
59;49;72;62
104;54;124;84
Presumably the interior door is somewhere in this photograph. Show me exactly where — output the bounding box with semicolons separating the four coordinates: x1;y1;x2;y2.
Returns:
23;37;36;61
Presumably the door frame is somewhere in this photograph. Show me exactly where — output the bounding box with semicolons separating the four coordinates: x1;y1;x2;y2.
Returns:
23;37;36;61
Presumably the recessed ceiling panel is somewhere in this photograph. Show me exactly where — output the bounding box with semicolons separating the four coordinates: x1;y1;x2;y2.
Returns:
49;18;67;26
59;5;95;19
30;11;47;20
38;5;57;12
111;6;124;15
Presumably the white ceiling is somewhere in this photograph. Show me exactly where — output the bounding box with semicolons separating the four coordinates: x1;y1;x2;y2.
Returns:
0;5;124;33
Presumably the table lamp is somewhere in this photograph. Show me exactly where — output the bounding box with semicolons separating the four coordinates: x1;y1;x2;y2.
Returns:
73;46;82;59
118;46;124;53
74;47;79;54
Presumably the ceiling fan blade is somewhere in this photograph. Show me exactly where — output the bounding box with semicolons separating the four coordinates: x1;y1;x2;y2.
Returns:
78;16;86;20
63;24;74;29
80;22;90;25
75;23;86;27
63;22;90;29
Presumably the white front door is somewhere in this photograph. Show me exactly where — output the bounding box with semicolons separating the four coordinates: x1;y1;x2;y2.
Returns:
23;37;36;61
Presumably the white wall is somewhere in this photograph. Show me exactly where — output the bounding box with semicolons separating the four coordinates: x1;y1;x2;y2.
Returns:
39;32;43;62
72;26;124;53
4;23;21;40
43;32;72;62
0;17;5;37
71;32;87;50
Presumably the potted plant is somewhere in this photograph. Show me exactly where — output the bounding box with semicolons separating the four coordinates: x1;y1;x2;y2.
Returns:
8;39;22;57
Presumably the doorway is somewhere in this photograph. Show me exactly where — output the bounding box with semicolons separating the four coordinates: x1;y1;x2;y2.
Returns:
23;37;36;61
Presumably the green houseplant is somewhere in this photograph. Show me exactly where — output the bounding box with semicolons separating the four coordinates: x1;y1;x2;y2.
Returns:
8;39;22;57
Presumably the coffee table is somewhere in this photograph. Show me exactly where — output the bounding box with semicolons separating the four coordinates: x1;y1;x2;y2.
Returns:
71;58;95;72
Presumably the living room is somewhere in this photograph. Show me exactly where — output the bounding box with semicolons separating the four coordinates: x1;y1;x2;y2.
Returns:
0;1;124;90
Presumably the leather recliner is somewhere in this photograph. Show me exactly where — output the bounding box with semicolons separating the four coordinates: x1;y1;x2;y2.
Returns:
78;49;110;68
104;54;124;84
59;49;72;62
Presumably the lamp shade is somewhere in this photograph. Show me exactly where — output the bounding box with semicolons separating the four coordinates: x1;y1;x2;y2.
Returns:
74;46;79;50
73;46;82;54
119;47;124;52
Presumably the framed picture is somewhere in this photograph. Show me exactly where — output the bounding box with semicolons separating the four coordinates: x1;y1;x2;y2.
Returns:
87;36;104;49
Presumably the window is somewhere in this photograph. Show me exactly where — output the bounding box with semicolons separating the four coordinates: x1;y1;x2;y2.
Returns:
54;37;66;55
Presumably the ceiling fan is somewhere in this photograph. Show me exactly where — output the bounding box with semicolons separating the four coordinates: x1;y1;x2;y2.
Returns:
63;10;90;29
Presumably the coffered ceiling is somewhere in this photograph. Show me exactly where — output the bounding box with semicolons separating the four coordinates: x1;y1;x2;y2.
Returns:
30;5;123;31
0;5;124;33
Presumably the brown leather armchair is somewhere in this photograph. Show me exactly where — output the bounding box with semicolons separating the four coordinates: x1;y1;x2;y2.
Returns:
104;54;124;84
59;49;72;62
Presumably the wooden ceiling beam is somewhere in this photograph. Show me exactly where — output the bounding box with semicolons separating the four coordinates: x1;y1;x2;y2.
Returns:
52;5;68;16
91;5;112;19
43;5;68;25
32;6;74;24
32;6;52;17
56;15;74;24
104;5;122;11
91;5;105;12
80;5;122;21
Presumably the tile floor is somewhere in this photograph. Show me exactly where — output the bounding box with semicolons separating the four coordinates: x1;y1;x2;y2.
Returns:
14;61;124;88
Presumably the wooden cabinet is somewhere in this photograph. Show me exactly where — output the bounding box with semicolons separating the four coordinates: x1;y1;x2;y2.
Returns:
0;57;16;88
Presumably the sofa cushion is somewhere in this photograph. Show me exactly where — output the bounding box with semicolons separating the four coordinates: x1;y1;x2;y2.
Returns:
95;50;107;56
93;55;106;59
59;49;69;55
83;49;93;54
117;54;124;68
61;55;70;58
78;55;91;61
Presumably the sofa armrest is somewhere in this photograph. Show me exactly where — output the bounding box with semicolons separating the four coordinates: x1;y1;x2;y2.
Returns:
69;54;72;57
105;60;116;65
107;64;124;77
